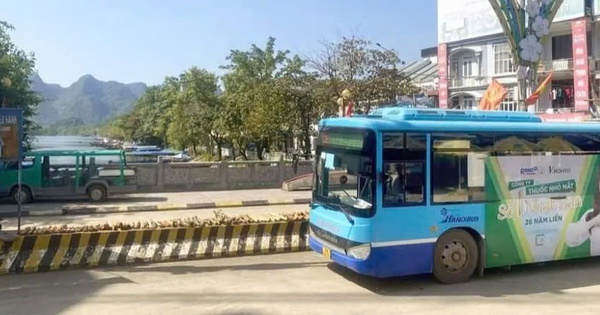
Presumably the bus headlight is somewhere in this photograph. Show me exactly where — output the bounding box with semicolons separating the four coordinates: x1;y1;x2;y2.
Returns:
347;244;371;260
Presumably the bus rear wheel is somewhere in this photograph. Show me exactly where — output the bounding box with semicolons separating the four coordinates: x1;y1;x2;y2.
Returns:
433;229;479;284
87;185;107;202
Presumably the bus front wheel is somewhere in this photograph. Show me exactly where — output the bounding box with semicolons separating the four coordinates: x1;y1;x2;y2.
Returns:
433;229;479;284
87;185;107;202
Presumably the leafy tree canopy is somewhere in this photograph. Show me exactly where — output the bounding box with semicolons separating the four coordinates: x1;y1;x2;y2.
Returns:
100;35;423;160
0;21;42;147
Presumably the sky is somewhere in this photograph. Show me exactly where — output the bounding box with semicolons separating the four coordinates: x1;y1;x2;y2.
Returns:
3;0;438;87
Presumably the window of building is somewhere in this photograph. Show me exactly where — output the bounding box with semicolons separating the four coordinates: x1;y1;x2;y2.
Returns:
462;59;473;77
451;61;459;77
382;133;426;207
494;43;515;74
552;35;573;60
431;132;600;204
463;97;475;109
499;90;517;111
450;98;460;109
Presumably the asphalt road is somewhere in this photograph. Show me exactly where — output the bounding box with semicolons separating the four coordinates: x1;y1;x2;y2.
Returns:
1;252;599;314
1;204;309;231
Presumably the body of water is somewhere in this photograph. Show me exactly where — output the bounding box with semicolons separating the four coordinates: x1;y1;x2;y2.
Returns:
30;135;119;165
32;135;104;151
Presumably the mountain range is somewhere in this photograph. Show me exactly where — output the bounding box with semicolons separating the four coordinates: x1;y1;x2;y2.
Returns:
30;74;147;126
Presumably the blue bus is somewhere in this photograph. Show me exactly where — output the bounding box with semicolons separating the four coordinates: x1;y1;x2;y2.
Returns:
308;107;600;284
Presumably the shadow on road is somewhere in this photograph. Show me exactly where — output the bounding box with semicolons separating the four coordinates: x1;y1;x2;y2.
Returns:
0;270;135;315
109;260;328;275
327;256;600;297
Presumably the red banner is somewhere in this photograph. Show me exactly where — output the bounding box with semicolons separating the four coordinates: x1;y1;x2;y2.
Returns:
479;79;508;110
525;72;553;105
437;43;448;109
571;19;589;112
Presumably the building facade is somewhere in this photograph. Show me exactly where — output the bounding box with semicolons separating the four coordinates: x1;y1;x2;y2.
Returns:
437;0;600;121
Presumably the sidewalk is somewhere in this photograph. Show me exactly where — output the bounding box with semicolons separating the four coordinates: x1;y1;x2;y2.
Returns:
0;188;312;217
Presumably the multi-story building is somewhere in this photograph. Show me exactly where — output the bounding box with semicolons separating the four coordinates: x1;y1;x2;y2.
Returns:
437;0;599;121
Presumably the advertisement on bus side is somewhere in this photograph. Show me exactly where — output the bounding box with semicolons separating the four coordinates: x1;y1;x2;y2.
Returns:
485;155;600;268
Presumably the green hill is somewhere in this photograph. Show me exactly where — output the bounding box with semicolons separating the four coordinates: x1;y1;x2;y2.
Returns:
31;73;147;126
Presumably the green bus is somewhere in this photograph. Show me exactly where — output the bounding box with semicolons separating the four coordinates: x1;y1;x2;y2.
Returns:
0;149;137;204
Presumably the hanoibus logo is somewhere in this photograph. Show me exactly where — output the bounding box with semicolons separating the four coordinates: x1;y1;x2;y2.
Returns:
440;208;479;224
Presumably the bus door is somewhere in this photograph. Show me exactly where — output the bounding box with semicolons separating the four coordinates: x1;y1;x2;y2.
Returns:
373;132;437;276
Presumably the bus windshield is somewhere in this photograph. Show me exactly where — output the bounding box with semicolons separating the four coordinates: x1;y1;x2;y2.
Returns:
313;127;376;217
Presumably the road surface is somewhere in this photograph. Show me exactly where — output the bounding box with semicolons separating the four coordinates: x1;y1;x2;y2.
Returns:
1;204;309;231
0;189;311;214
1;251;599;314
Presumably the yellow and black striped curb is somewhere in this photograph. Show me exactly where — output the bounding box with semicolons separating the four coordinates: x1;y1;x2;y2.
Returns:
0;221;309;274
60;198;312;216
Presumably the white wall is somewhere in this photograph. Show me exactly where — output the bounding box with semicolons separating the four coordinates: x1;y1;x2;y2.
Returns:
438;0;586;44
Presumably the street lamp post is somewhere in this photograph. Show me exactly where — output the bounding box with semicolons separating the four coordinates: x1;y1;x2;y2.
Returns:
375;43;406;66
488;0;564;111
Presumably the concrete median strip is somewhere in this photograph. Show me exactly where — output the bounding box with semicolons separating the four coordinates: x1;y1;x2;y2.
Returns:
61;198;312;215
0;221;310;275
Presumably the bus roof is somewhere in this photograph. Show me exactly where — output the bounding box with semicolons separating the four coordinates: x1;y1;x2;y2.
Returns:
368;107;542;123
27;149;124;156
320;107;600;133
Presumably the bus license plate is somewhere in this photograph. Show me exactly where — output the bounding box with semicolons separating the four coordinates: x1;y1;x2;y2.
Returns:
322;247;331;259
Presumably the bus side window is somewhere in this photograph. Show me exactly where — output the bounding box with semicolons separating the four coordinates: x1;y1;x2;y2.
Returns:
382;133;426;207
431;133;494;204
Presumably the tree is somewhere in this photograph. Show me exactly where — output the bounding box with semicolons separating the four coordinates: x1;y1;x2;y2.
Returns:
130;86;166;145
306;35;420;114
108;68;223;158
105;34;423;161
276;55;322;157
167;67;221;156
0;21;42;147
111;85;165;145
99;116;128;140
220;36;294;160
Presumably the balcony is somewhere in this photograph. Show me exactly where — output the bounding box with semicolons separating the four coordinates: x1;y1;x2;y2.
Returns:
448;76;490;88
537;59;573;72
